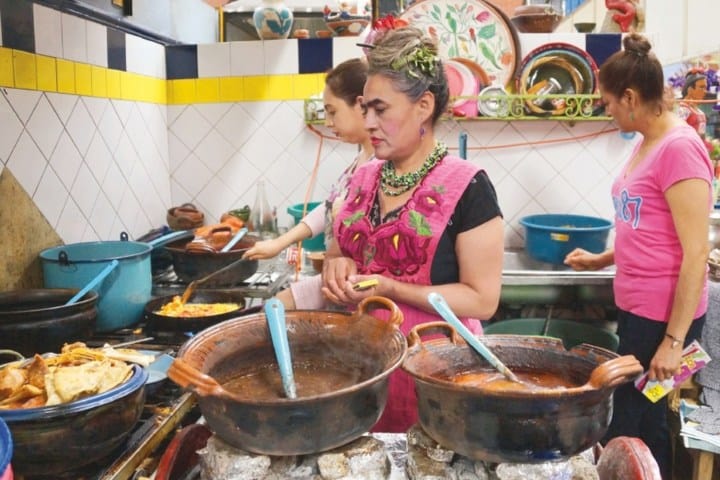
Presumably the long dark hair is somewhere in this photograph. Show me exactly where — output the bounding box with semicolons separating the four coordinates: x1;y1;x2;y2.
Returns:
599;33;664;111
325;58;368;106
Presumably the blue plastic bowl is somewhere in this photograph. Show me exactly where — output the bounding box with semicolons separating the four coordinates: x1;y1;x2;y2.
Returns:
519;214;613;265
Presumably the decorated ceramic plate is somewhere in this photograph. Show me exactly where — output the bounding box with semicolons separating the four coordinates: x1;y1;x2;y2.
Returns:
445;59;479;117
400;0;520;87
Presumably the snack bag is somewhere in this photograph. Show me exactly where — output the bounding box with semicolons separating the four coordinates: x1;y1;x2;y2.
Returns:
634;340;711;403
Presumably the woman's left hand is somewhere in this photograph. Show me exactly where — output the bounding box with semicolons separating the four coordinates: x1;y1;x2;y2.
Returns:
648;341;684;382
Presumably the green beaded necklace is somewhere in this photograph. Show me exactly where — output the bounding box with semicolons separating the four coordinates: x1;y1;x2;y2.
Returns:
380;142;448;197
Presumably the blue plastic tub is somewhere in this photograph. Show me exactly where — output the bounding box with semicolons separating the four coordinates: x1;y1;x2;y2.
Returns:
519;214;613;265
287;202;326;251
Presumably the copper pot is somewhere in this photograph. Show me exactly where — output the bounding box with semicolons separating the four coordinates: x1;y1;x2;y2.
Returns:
402;322;643;463
168;296;406;455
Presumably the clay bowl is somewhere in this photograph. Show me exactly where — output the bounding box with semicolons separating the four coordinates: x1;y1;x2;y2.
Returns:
511;13;562;33
574;22;596;33
511;5;562;33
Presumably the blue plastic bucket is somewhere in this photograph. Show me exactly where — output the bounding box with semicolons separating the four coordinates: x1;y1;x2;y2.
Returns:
519;214;612;265
287;202;326;251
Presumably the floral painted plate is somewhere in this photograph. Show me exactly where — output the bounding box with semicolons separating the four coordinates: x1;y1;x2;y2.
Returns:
400;0;520;87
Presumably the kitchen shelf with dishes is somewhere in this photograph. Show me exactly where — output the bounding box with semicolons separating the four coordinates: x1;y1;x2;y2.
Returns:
303;95;611;124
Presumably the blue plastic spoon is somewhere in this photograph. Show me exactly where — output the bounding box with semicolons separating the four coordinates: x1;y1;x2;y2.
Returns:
264;298;297;399
220;227;248;253
427;292;522;384
65;259;120;305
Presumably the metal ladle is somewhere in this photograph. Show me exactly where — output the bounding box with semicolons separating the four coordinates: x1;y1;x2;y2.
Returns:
428;292;523;385
264;298;297;399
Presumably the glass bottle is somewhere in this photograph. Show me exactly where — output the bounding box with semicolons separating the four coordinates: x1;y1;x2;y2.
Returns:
251;180;277;239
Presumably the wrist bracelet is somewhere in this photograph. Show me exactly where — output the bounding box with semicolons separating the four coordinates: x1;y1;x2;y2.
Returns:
665;332;684;343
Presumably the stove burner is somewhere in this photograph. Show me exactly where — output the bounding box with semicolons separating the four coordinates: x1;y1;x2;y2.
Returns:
151;260;292;300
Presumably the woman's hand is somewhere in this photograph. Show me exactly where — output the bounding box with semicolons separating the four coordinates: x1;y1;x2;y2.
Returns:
242;238;285;260
648;338;684;382
564;248;610;271
321;255;359;305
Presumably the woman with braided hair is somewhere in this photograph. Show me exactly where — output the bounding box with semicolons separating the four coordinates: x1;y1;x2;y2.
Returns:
321;26;504;433
565;33;712;479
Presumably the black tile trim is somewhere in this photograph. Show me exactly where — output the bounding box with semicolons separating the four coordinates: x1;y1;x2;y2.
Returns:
1;0;35;53
166;45;198;80
107;27;126;71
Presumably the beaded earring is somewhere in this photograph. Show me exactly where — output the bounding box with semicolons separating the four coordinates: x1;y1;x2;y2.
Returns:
420;126;425;138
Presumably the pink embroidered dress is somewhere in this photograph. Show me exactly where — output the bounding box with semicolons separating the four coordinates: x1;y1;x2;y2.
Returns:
334;154;484;433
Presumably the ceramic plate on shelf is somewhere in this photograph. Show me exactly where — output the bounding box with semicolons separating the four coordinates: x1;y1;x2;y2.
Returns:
516;42;600;115
518;43;599;94
444;59;479;117
400;0;520;88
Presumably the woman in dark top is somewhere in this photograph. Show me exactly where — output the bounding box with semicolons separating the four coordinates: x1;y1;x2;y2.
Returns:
321;26;504;433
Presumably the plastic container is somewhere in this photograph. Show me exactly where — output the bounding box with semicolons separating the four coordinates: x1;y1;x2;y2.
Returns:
287;202;325;251
519;214;613;265
483;317;619;351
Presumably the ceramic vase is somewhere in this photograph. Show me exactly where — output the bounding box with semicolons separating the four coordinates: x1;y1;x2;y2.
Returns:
253;0;294;40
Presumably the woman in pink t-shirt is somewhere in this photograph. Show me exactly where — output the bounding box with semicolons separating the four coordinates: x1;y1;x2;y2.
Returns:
243;58;374;309
565;34;713;479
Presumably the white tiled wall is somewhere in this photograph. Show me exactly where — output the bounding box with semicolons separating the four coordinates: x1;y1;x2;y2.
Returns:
0;89;171;244
165;102;634;249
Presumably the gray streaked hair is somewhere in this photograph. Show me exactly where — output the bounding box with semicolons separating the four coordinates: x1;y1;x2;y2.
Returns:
366;26;449;124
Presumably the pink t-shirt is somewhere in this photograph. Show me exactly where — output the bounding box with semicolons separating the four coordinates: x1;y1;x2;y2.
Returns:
612;124;712;322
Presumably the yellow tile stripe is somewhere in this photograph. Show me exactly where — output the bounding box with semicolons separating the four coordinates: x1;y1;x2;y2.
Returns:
0;46;324;105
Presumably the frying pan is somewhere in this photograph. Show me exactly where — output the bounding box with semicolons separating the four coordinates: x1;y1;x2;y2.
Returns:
163;235;260;286
143;291;257;333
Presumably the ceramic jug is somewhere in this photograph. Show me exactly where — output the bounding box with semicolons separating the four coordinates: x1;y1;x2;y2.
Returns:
253;0;293;40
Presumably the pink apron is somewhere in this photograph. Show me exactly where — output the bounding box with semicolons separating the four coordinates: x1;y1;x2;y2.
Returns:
334;155;483;433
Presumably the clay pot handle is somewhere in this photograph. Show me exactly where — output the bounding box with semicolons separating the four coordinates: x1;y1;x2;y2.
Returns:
357;296;403;329
167;358;226;397
406;321;463;348
587;355;644;390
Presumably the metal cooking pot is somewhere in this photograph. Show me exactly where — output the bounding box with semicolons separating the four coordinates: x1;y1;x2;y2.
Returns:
143;291;251;333
0;289;98;357
402;322;643;464
168;296;407;456
39;231;189;332
164;235;260;286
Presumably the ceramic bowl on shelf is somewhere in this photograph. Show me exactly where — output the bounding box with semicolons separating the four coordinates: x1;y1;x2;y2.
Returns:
574;22;596;33
510;5;562;33
323;7;370;37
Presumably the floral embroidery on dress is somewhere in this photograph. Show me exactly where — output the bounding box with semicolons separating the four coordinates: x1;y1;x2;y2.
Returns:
338;179;450;276
370;216;430;275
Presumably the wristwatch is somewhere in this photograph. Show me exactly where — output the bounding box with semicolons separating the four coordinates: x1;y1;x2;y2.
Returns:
665;332;683;349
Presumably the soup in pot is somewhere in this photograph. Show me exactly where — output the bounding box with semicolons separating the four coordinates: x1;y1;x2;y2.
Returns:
450;370;579;392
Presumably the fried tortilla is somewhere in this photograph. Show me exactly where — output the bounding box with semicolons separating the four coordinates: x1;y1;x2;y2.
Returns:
48;359;132;405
